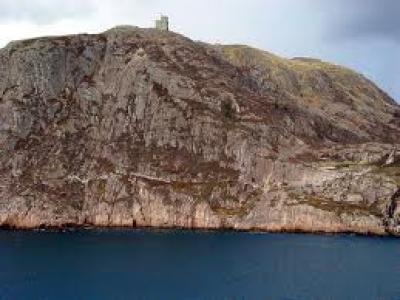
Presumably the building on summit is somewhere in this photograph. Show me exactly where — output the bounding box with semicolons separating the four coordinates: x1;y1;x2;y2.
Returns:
155;15;169;31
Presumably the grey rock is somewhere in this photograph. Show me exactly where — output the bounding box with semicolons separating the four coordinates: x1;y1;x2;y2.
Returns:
0;27;399;235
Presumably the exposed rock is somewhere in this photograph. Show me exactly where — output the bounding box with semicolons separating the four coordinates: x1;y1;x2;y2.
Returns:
0;26;399;235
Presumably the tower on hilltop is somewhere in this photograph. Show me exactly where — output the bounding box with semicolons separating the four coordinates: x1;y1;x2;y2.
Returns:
155;15;169;31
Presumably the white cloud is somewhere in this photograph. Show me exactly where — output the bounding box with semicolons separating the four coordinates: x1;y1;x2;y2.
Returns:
0;0;97;24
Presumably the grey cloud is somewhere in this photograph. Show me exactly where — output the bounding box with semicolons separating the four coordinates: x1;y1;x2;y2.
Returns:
323;0;400;42
0;0;96;24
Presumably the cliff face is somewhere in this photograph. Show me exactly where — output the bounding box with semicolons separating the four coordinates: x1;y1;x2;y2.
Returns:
0;26;399;235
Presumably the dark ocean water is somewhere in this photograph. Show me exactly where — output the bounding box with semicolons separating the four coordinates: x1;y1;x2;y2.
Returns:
0;229;399;300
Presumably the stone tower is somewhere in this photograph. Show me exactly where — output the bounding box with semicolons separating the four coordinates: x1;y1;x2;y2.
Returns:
155;15;169;31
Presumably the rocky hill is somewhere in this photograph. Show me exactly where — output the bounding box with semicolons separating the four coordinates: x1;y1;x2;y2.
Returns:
0;26;399;235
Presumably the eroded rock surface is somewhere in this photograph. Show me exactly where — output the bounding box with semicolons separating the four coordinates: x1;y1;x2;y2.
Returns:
0;26;399;235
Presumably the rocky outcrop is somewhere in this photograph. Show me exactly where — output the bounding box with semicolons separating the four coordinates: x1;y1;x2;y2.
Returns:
0;26;399;235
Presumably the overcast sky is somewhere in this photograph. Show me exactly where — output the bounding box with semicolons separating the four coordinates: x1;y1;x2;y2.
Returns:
0;0;398;101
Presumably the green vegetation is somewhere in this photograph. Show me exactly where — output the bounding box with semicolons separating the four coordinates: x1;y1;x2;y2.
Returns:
221;100;235;119
212;207;248;217
372;165;400;186
294;195;383;218
219;44;386;114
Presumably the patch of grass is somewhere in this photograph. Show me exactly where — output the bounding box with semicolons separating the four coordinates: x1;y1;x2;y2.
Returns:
170;180;232;201
317;160;366;170
212;207;248;217
297;195;383;218
221;100;235;119
372;166;400;185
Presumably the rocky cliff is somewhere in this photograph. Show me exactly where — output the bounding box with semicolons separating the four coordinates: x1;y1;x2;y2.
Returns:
0;26;399;235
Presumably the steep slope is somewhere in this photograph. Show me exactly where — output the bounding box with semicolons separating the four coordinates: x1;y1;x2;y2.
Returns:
217;45;399;142
0;26;399;235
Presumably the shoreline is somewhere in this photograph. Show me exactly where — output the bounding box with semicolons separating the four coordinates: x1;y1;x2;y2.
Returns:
0;223;397;238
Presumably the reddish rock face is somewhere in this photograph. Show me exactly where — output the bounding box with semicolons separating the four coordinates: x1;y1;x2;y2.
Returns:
0;26;399;235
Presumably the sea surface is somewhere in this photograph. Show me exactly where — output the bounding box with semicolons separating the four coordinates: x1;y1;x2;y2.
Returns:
0;229;399;300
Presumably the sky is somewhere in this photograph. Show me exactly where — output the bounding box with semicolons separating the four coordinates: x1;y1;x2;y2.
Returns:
0;0;398;101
